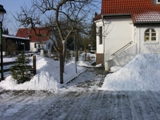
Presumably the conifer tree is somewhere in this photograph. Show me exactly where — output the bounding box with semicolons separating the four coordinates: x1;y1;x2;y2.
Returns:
10;52;34;84
89;22;96;50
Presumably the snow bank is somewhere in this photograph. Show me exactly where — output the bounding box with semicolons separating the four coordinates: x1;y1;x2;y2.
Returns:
3;57;16;62
78;52;97;67
101;54;160;91
110;66;122;72
0;55;85;91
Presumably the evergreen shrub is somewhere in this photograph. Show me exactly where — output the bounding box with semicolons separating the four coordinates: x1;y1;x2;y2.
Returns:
10;52;34;84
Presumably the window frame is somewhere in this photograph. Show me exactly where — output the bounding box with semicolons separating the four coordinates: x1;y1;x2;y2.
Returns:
99;26;102;44
156;0;160;4
34;43;37;48
144;28;157;42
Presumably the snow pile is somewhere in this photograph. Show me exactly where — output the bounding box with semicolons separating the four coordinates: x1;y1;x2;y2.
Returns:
0;55;86;91
110;66;122;72
78;53;96;67
101;54;160;91
3;57;16;62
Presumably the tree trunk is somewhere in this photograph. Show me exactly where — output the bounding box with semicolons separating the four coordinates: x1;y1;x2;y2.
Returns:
60;53;63;84
59;41;67;84
75;38;78;62
62;41;66;73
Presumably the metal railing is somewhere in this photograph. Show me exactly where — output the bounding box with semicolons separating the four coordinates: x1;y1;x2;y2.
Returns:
112;41;133;56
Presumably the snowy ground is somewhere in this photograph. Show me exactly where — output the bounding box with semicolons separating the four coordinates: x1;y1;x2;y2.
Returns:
101;54;160;91
0;54;94;91
0;70;160;120
0;68;109;120
0;54;160;120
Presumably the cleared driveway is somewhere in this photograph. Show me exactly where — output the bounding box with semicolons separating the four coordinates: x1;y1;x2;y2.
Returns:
0;68;160;120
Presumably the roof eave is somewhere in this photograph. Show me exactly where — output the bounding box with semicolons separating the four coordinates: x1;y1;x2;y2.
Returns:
134;21;160;26
2;34;30;40
102;13;131;17
101;14;131;19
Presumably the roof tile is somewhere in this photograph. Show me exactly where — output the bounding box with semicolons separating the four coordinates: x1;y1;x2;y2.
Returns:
16;28;50;42
101;0;160;22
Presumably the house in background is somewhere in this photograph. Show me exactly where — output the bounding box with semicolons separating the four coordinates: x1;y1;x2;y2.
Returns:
94;0;160;71
2;34;30;55
16;28;50;52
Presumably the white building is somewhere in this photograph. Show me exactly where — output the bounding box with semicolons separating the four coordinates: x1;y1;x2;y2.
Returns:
16;28;51;52
94;0;160;71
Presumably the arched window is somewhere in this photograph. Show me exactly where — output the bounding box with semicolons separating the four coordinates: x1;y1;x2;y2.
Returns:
157;0;160;4
144;29;156;42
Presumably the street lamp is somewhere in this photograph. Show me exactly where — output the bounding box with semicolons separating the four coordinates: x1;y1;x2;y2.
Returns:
0;5;6;81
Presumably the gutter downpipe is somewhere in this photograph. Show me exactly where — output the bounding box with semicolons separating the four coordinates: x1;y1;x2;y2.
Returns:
101;15;105;67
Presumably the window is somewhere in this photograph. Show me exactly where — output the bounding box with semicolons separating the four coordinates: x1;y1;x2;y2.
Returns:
34;43;36;48
99;26;102;44
144;29;156;42
156;0;160;4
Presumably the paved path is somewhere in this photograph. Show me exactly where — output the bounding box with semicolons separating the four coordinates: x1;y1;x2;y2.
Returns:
0;68;160;120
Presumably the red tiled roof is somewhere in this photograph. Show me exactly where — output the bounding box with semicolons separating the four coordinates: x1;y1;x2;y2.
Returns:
102;0;160;14
16;28;50;42
133;11;160;23
96;0;160;23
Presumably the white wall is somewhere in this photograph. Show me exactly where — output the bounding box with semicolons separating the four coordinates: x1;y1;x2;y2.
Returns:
30;42;37;52
95;19;104;54
105;25;160;68
30;41;48;52
99;18;137;70
104;18;134;60
137;26;160;54
95;17;160;70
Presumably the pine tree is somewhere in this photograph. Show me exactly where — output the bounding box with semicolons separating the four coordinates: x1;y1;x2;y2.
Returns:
10;52;34;84
2;28;9;35
89;22;96;50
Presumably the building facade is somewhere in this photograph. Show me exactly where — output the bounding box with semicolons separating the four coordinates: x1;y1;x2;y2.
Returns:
94;0;160;71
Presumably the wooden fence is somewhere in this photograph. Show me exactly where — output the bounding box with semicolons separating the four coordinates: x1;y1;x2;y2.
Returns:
0;56;36;78
2;61;17;72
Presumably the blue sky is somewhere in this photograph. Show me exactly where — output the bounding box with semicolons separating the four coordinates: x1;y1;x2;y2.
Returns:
0;0;30;14
0;0;31;35
0;0;101;35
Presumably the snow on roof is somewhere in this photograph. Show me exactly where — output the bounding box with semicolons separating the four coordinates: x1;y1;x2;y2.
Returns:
3;34;29;40
101;54;160;91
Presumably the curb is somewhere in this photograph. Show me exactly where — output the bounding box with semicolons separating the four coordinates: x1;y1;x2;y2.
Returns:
65;69;88;85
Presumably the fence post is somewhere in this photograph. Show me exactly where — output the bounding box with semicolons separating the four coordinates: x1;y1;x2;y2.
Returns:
33;55;36;75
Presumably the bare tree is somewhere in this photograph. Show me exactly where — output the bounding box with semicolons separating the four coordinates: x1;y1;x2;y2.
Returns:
15;0;99;84
3;39;17;56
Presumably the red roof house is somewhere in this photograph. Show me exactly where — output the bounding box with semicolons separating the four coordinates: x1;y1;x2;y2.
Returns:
16;28;50;52
94;0;160;70
16;28;50;42
16;27;51;52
